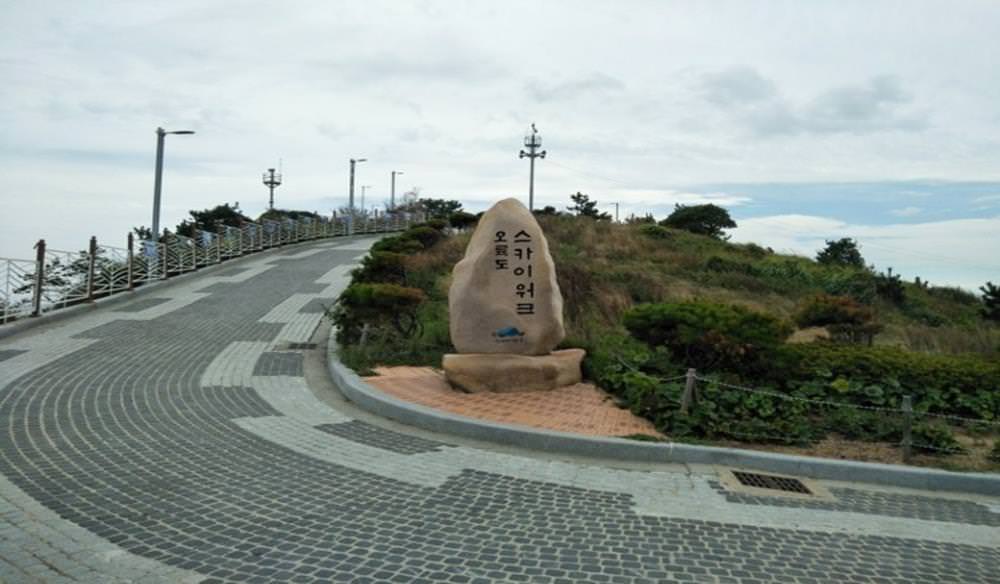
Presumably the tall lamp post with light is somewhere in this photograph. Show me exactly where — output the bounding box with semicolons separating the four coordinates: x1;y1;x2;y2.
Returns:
390;170;404;210
348;158;367;235
519;123;546;211
151;127;195;240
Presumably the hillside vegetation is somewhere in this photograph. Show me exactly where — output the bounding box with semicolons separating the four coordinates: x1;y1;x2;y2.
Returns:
332;213;1000;471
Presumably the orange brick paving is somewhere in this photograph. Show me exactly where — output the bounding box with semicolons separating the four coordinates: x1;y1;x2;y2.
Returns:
363;366;663;438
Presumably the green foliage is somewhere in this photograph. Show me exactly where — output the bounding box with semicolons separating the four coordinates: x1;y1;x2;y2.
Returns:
258;208;322;222
372;235;424;254
626;213;657;225
875;268;906;305
794;294;881;344
637;224;671;240
623;301;791;372
332;283;426;343
990;439;1000;463
912;422;965;455
418;198;463;218
175;203;251;237
567;192;612;220
777;343;1000;421
533;206;562;216
659;204;736;240
816;238;865;269
351;252;406;285
981;281;1000;322
403;226;445;248
448;211;478;230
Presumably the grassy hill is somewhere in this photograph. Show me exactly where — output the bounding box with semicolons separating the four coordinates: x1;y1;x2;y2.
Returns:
390;215;996;358
333;216;999;471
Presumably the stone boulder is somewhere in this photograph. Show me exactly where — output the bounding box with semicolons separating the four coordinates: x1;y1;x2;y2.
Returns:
442;349;585;393
448;198;565;355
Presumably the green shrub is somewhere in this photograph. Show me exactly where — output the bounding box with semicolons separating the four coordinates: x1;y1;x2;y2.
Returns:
637;224;671;240
351;251;406;284
704;256;754;274
402;226;444;248
448;211;478;230
912;422;965;455
623;301;792;372
990;439;1000;462
333;283;426;343
372;235;424;254
776;343;1000;420
794;294;881;344
423;218;449;231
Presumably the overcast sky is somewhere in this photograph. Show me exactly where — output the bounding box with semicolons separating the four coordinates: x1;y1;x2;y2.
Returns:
3;1;999;290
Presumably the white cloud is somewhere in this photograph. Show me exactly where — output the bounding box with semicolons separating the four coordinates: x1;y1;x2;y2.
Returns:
732;214;1000;290
890;206;923;217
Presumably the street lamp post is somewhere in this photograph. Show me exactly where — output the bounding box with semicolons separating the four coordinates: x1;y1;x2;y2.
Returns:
151;127;195;241
361;185;371;215
391;170;404;209
348;158;367;214
608;202;620;222
519;123;546;211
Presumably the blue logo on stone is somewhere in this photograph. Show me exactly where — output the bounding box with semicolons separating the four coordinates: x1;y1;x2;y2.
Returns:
494;326;525;338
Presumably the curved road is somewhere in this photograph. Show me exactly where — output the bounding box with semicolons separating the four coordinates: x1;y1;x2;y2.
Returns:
1;238;997;584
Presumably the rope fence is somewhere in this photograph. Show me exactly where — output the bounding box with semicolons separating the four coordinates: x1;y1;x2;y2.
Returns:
649;368;999;462
0;211;423;326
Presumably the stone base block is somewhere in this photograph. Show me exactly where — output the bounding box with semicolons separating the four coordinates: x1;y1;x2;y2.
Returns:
442;349;586;393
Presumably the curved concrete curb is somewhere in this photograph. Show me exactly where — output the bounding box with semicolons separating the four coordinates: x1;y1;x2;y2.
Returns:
327;347;1000;496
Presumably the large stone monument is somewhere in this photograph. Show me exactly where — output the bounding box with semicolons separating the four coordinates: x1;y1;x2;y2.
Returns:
443;198;585;393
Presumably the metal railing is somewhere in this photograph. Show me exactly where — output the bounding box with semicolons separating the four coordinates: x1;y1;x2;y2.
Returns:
0;211;423;327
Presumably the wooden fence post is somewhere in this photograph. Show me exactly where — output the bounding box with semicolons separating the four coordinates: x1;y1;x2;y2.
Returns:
681;368;698;414
901;395;913;463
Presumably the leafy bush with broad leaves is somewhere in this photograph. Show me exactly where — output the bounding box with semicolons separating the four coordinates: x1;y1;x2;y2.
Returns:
623;301;791;373
332;283;426;344
912;421;965;455
775;343;1000;421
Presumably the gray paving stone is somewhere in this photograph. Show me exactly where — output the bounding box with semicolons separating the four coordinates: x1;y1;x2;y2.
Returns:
0;239;997;583
314;420;453;454
112;297;172;312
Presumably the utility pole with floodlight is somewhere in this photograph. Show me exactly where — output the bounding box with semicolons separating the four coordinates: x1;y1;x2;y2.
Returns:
262;167;282;210
151;127;195;240
519;123;546;211
391;170;404;209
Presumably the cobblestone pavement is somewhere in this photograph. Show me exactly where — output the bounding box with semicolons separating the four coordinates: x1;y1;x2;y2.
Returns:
1;238;998;584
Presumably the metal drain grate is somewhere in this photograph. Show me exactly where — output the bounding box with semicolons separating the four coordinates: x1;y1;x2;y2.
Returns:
731;471;812;495
288;342;317;350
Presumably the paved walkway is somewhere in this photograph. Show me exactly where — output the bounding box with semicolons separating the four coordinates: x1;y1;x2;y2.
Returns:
363;367;661;438
0;237;997;584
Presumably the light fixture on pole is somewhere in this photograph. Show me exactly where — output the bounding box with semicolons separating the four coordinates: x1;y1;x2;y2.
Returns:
151;127;195;241
361;185;372;214
518;123;546;211
608;202;620;222
348;158;367;214
390;170;404;209
262;167;282;210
